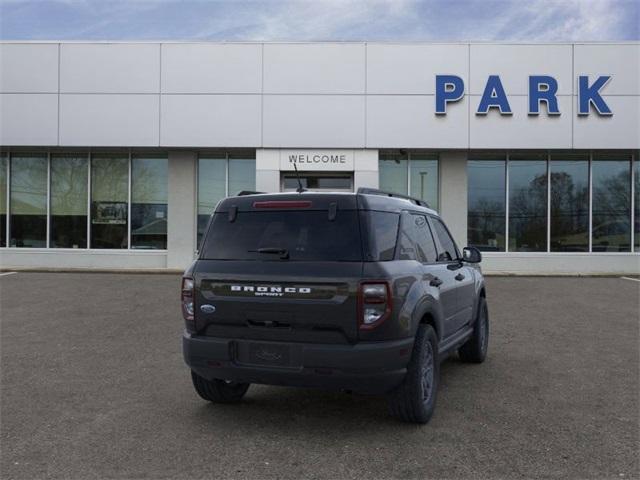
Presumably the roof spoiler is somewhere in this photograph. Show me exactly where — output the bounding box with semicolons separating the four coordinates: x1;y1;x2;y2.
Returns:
357;187;430;209
236;190;266;196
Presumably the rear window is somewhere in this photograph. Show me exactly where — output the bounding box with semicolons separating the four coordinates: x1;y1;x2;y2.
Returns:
200;211;362;261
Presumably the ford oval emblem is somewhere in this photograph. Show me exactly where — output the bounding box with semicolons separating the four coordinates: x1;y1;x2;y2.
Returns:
200;304;216;314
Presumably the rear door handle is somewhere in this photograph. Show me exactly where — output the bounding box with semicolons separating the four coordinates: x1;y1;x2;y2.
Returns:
429;277;443;287
455;273;465;281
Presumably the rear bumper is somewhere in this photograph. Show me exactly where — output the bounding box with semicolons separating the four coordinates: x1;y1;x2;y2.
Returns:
183;332;414;395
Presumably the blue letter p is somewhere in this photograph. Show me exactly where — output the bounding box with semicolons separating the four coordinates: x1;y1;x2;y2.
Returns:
435;75;464;115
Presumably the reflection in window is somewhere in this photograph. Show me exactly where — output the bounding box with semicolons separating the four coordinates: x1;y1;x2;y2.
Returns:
508;155;547;252
468;158;506;251
91;155;128;249
198;156;226;247
131;156;168;249
379;151;408;195
635;159;639;251
50;155;88;248
592;155;631;252
550;155;589;252
409;154;438;210
0;155;6;247
10;154;47;248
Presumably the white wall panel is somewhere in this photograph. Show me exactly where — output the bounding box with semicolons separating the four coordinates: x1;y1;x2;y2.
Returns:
161;95;261;147
367;43;468;94
573;96;640;149
59;94;159;146
60;43;160;93
263;95;364;147
469;95;573;149
0;44;58;93
263;43;365;94
161;44;261;93
470;44;573;95
366;95;468;148
0;94;58;145
574;44;640;95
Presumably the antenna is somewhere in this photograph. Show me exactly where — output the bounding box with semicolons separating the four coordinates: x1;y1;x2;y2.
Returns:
292;163;306;193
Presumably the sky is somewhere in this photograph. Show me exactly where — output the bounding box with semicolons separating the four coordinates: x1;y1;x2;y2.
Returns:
0;0;638;42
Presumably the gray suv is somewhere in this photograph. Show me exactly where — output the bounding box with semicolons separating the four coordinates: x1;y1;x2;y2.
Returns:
182;188;488;424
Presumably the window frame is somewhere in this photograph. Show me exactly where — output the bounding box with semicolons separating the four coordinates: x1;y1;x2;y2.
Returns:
428;215;461;263
379;150;440;211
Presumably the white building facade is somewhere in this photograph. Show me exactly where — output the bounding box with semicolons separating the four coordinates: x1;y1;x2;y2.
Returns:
0;41;638;274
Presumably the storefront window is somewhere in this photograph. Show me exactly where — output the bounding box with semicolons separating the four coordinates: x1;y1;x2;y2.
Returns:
10;154;47;248
91;154;128;249
379;151;408;195
198;155;226;247
592;154;631;252
409;154;438;211
228;153;256;196
549;154;589;252
197;152;256;248
131;155;168;249
468;157;506;251
508;154;548;252
50;154;88;248
0;154;7;247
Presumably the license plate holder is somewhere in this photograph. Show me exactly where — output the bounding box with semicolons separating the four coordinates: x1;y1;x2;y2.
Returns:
239;342;292;367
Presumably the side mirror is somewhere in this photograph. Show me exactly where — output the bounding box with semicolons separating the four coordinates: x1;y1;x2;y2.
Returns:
462;246;482;263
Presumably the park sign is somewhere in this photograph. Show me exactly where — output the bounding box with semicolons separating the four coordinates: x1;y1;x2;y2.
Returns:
435;75;613;116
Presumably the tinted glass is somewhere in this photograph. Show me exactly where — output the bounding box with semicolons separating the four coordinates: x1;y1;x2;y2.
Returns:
50;155;88;248
0;155;6;247
197;156;226;248
468;159;506;251
379;151;408;195
91;155;128;249
10;154;47;248
409;155;438;210
635;158;639;251
412;214;438;262
361;211;399;261
550;156;589;252
508;157;547;252
131;156;168;249
201;211;362;261
228;157;256;196
592;156;631;252
431;217;458;261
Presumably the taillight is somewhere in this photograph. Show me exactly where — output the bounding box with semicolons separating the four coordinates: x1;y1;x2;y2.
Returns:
181;277;194;322
358;282;392;330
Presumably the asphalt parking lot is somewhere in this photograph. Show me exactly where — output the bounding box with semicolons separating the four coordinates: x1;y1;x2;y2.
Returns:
1;273;638;480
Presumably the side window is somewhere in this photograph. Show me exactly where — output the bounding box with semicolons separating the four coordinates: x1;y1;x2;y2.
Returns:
397;213;437;263
431;217;459;262
363;211;400;261
413;215;438;263
397;217;417;261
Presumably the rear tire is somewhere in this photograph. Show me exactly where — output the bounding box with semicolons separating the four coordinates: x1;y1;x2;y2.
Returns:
387;324;439;424
458;296;489;363
191;371;250;403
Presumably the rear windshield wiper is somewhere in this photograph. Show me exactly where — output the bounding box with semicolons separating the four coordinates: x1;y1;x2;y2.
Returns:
248;247;290;259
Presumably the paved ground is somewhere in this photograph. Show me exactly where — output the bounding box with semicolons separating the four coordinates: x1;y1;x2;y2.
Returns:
1;273;638;480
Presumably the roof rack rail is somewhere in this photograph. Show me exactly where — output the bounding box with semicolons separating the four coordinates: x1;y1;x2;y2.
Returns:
236;190;266;196
357;187;430;208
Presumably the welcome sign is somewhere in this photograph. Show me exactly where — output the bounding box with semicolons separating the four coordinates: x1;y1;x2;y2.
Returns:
279;150;355;171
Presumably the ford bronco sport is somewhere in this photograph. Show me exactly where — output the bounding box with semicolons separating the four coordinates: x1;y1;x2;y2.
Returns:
182;188;488;424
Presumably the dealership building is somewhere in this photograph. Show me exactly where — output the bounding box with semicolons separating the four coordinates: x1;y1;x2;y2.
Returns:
0;41;638;274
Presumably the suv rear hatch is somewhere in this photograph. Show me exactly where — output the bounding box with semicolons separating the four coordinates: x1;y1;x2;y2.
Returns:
193;195;363;344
